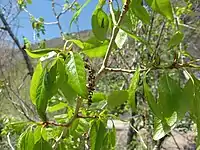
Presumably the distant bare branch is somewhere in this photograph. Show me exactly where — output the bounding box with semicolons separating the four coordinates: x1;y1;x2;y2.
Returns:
0;9;33;76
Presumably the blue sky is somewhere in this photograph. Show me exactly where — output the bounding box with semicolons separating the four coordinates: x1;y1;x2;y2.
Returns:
17;0;99;42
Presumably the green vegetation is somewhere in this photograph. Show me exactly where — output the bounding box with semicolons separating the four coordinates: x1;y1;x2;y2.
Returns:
0;0;200;149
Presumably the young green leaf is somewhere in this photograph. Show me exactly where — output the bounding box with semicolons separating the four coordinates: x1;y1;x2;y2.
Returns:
107;90;128;109
179;79;193;118
33;137;52;150
151;0;173;20
35;69;48;121
92;92;107;102
165;111;177;126
27;0;32;4
57;59;77;105
17;128;34;150
66;51;87;98
143;77;163;119
35;63;59;121
30;61;43;105
68;39;84;49
131;0;150;24
168;31;184;48
158;74;182;118
115;29;128;49
82;43;108;58
92;7;109;41
34;126;47;144
153;118;171;140
128;67;140;112
59;79;77;105
110;126;116;148
47;60;59;95
90;121;98;150
56;58;66;88
70;37;112;58
117;26;147;44
90;120;107;150
47;102;68;112
25;48;61;58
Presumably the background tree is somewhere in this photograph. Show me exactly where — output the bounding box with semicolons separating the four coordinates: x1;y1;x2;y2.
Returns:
0;0;200;149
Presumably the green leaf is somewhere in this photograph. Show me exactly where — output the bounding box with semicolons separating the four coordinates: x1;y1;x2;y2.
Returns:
66;52;87;98
128;67;140;112
117;26;147;44
107;90;128;108
70;37;109;58
189;76;200;146
90;121;98;150
70;0;91;28
90;120;107;150
30;62;43;105
17;131;27;150
27;0;32;4
110;126;116;148
56;58;66;86
92;7;109;41
179;79;193;118
56;141;65;150
190;76;200;119
158;74;182;118
102;133;110;150
69;39;84;49
25;48;61;58
92;92;107;102
131;0;150;24
17;128;34;150
165;111;177;126
34;126;47;144
82;37;109;58
35;68;51;121
168;31;184;48
47;102;68;112
115;29;128;49
153;118;170;140
151;0;173;20
58;60;77;105
83;44;108;58
59;79;77;105
143;76;163;119
47;60;59;95
33;137;52;150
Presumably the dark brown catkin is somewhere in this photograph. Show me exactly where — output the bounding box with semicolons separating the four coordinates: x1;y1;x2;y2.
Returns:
84;62;95;106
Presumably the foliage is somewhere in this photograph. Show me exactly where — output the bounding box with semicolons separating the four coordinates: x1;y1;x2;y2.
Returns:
1;0;200;149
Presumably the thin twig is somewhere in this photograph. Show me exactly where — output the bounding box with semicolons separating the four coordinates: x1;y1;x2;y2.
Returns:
7;132;14;150
52;131;64;148
171;132;181;150
51;0;76;37
96;0;130;81
147;12;155;43
0;9;33;76
23;8;58;25
104;61;200;74
45;97;83;128
155;22;166;50
129;122;147;149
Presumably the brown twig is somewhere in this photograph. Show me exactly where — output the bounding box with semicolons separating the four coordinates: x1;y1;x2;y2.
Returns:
51;0;76;37
104;61;200;74
0;9;33;76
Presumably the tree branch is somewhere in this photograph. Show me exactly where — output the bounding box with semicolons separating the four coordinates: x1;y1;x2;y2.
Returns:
96;0;130;81
0;9;33;76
